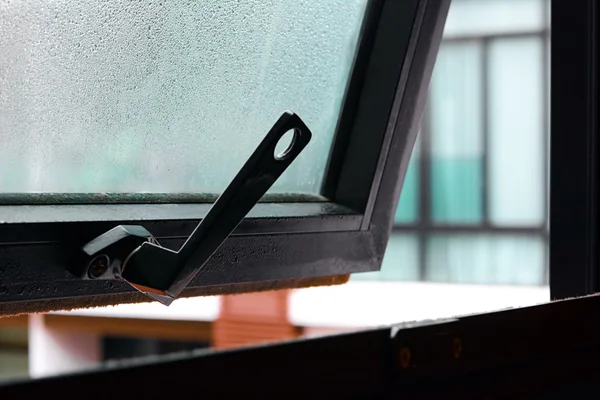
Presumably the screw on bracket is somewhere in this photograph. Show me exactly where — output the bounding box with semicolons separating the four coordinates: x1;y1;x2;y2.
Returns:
399;346;412;370
453;337;463;359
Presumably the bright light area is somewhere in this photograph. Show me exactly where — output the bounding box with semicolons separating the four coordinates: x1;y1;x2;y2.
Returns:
51;282;549;329
290;282;549;328
52;295;220;321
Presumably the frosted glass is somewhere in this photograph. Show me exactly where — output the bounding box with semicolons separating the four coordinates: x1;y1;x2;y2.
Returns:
429;42;483;223
0;0;367;195
488;38;545;226
426;235;545;285
443;0;547;38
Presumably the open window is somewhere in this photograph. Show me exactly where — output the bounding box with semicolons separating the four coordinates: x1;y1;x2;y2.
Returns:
0;1;449;312
2;0;600;397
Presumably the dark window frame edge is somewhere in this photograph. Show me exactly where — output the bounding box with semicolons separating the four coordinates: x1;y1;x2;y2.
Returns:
0;0;419;241
550;0;599;299
0;0;449;307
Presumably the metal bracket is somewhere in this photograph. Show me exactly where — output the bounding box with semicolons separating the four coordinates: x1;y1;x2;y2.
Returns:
69;111;312;305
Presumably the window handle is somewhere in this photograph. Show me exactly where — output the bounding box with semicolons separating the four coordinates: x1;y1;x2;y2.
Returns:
70;111;312;306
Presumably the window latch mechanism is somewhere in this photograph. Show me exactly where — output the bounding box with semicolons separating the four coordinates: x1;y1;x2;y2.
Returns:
70;111;312;306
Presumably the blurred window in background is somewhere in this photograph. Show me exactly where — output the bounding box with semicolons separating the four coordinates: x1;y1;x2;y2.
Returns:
353;0;550;287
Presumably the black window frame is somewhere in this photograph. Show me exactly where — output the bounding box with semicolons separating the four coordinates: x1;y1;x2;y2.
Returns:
550;0;599;299
0;0;451;312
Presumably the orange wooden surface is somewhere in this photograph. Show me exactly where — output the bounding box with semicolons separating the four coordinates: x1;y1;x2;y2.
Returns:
214;290;301;349
0;315;27;327
44;314;212;342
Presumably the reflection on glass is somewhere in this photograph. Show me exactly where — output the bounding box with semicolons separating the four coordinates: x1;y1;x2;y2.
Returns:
0;0;367;195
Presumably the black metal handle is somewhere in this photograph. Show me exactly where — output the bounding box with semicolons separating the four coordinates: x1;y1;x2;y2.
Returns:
72;111;311;306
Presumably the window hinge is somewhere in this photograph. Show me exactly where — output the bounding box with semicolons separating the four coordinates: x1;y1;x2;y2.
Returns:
68;111;312;306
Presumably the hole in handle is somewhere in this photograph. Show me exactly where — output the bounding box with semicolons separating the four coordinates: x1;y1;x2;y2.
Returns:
274;129;299;161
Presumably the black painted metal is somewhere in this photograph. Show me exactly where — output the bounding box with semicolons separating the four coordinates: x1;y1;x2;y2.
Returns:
0;231;378;306
541;0;551;285
550;0;600;299
367;0;449;260
70;225;155;282
335;0;421;219
0;0;450;308
0;192;327;206
0;328;395;397
3;291;600;397
321;0;384;200
362;0;429;233
75;112;312;305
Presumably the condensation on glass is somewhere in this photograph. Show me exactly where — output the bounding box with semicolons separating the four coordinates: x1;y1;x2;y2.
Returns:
0;1;367;195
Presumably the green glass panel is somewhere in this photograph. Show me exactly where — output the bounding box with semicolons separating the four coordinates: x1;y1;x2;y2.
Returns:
431;158;482;223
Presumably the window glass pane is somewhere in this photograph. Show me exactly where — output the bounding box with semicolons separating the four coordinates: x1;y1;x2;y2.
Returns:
395;137;420;224
351;234;419;281
444;0;545;38
0;1;367;195
429;42;483;223
488;37;545;226
426;235;545;285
